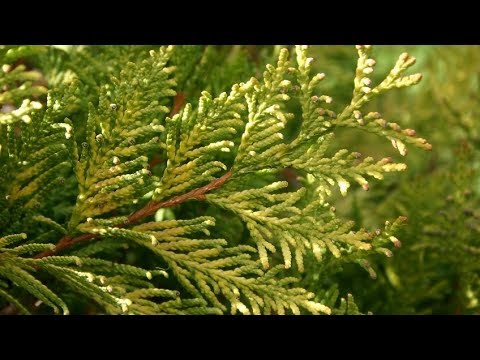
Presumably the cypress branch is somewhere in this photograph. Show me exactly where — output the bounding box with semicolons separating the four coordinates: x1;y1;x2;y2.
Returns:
35;168;233;258
0;45;437;315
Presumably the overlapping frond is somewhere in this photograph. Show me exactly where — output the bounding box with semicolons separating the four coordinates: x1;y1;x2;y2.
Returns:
0;232;206;314
154;86;245;200
78;216;331;314
69;46;176;227
203;45;429;271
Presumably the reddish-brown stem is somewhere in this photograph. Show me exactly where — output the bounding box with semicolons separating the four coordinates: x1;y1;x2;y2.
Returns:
169;92;185;118
148;154;164;170
34;168;233;259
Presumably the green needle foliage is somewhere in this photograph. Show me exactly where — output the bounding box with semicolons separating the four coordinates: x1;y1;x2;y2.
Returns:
0;45;430;315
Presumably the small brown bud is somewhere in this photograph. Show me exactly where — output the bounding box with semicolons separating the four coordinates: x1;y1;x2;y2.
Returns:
389;123;401;131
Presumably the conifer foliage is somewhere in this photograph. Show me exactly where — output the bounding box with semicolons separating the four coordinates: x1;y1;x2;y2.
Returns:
0;45;429;314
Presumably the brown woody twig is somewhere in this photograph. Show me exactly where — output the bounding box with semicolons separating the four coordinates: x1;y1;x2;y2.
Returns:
34;168;233;259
